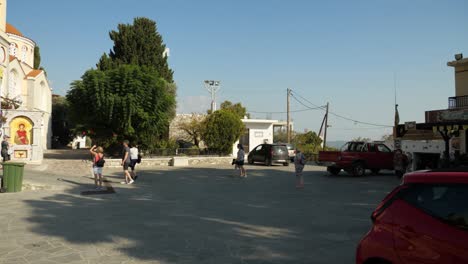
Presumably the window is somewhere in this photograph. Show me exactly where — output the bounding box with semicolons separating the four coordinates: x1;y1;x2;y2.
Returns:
9;43;18;57
21;46;28;62
401;184;468;230
255;145;262;152
362;144;368;152
377;144;391;153
254;131;264;138
340;143;350;152
348;142;364;152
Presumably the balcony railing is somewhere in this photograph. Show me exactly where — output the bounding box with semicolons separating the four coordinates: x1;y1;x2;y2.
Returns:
448;95;468;109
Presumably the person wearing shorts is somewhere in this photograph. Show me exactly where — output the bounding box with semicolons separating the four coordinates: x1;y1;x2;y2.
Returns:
236;144;246;178
121;140;134;184
294;149;306;189
129;143;139;180
90;145;105;190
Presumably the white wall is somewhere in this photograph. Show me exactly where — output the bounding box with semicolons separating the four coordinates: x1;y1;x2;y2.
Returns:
386;140;445;154
232;121;275;156
247;123;273;152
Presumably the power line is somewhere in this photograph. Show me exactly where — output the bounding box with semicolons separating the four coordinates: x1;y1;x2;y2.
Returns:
290;90;327;109
248;108;313;114
290;93;326;110
291;90;393;128
331;127;392;130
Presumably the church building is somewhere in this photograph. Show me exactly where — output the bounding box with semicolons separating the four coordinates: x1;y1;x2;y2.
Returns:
0;0;52;163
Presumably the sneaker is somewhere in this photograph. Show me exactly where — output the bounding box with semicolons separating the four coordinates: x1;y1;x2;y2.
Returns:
121;181;127;184
128;180;134;185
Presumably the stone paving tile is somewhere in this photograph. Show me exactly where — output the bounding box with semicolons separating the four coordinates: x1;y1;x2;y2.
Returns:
48;252;84;263
0;162;400;263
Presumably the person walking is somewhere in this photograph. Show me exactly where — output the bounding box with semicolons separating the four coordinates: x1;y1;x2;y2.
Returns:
236;144;246;178
129;142;139;180
90;145;105;190
294;149;306;189
394;149;408;178
121;140;134;184
1;135;11;162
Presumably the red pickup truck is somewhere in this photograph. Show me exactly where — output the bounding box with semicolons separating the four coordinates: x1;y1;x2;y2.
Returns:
318;141;394;176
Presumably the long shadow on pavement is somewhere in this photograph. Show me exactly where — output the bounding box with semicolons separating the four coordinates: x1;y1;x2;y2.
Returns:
22;166;400;264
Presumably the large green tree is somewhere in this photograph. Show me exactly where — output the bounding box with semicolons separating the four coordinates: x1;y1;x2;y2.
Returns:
52;96;73;146
97;17;173;82
202;110;244;154
33;46;41;69
219;100;250;119
68;17;176;151
177;114;205;148
67;65;176;149
292;131;323;156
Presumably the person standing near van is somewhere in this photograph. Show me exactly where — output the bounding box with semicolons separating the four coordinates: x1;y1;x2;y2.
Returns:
90;145;105;190
237;144;246;178
129;143;139;180
294;149;306;189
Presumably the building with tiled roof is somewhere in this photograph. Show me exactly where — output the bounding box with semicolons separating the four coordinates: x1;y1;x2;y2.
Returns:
0;0;52;163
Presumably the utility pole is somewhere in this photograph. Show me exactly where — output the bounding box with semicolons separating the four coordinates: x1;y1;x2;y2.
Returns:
204;80;221;112
323;102;329;150
287;88;291;143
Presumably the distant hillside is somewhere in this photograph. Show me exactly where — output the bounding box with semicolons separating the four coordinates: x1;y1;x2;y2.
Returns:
326;141;347;149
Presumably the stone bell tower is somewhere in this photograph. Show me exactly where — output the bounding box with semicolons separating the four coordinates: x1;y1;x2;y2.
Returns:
0;0;6;32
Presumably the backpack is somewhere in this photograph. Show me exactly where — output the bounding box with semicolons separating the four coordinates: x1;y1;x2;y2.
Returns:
295;153;305;166
96;155;105;167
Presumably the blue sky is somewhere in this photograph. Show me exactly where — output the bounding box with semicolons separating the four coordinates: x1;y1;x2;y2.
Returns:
7;0;468;141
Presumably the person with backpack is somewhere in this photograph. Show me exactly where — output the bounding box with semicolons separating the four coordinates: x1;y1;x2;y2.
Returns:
90;145;105;190
121;140;134;184
294;148;306;189
129;142;139;180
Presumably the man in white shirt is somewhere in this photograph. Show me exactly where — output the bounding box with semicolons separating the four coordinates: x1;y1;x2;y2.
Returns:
129;143;139;180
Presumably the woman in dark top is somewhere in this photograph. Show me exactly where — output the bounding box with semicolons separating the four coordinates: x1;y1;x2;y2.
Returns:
1;135;11;162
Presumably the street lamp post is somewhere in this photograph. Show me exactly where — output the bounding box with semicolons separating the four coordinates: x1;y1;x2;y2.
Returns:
204;80;221;113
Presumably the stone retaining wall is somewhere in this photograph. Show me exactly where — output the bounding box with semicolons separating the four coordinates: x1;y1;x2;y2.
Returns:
104;156;232;168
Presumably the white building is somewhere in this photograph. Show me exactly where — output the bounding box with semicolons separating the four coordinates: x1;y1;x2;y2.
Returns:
0;0;52;163
233;119;291;156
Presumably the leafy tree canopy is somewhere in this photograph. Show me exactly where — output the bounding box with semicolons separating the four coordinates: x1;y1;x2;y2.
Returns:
177;114;205;148
67;65;176;149
352;137;372;142
97;17;173;82
34;46;41;69
202;110;244;154
217;100;249;119
52;96;73;146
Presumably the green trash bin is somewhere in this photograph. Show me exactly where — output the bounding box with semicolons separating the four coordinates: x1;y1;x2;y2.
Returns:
2;162;26;192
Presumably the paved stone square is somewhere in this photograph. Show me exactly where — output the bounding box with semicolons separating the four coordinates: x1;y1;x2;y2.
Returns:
0;162;401;264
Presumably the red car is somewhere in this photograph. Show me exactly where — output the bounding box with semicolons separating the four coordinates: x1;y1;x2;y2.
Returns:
318;141;394;176
356;170;468;264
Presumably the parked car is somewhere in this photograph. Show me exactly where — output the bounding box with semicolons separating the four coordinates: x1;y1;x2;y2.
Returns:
318;141;394;176
248;144;289;166
356;169;468;264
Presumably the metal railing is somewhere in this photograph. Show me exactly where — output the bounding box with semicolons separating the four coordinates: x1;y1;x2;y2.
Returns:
448;95;468;109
